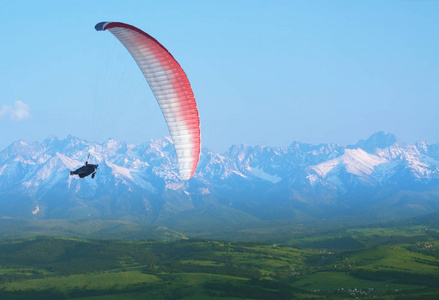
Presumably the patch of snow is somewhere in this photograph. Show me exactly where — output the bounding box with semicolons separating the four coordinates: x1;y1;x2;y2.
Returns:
13;156;35;164
375;144;418;160
406;155;432;178
249;167;281;183
87;147;104;162
310;148;388;178
343;149;388;176
166;181;185;191
416;141;428;153
306;174;320;185
106;139;120;149
132;158;149;169
33;158;57;181
36;154;51;164
310;159;339;178
237;152;246;162
56;153;82;170
199;188;210;195
0;164;6;175
221;169;247;179
106;161;135;181
75;182;81;193
21;181;30;188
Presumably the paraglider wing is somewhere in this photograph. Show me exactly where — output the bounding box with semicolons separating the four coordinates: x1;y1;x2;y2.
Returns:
95;22;200;180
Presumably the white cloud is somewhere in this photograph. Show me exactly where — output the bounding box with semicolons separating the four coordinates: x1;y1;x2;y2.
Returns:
0;100;31;121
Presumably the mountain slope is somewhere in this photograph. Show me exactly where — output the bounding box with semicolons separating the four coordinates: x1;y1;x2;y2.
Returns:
0;132;438;229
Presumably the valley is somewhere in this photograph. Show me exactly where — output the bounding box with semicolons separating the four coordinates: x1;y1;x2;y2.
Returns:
0;214;438;299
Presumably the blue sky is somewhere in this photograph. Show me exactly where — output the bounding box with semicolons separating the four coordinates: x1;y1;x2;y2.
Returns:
1;0;438;152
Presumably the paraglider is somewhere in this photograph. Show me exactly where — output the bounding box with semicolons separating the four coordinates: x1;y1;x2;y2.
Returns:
70;155;98;179
95;22;201;180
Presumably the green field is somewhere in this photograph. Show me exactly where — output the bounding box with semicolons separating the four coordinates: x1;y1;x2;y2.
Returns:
0;229;438;299
0;213;439;299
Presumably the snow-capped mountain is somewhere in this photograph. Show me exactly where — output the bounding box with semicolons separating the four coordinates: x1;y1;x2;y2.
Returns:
1;132;439;226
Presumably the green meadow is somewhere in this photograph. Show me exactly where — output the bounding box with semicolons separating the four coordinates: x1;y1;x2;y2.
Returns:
0;213;438;299
0;223;438;300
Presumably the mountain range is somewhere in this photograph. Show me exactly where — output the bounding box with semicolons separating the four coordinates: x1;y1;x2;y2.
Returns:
1;132;438;231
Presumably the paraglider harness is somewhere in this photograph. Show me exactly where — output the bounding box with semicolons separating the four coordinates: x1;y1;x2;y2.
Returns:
70;154;99;179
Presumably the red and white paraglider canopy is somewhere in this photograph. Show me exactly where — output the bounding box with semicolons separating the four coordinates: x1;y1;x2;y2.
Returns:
95;22;200;180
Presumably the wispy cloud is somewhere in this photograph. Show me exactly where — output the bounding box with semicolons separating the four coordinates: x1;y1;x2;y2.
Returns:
0;101;31;121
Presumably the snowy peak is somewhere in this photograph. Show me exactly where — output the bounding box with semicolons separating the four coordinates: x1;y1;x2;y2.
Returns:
56;153;82;170
309;148;388;178
0;140;44;163
105;160;135;181
349;131;399;154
